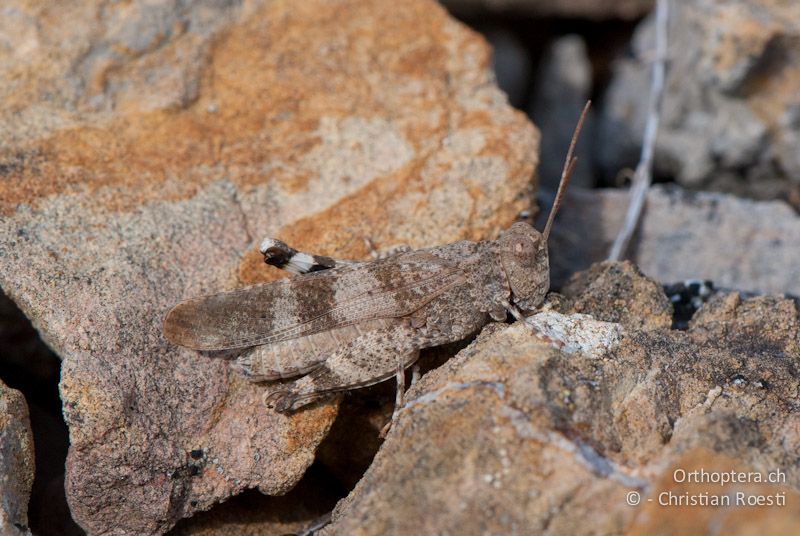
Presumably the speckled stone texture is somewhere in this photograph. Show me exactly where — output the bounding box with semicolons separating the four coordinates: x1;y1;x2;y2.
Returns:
323;262;800;535
0;0;537;533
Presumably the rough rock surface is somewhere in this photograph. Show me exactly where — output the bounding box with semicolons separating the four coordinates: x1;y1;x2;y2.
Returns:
598;0;800;200
543;185;800;294
560;260;672;331
0;380;35;536
0;0;537;534
324;262;800;535
442;0;654;20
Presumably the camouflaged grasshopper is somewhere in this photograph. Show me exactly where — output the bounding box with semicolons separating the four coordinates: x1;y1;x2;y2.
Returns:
163;103;589;419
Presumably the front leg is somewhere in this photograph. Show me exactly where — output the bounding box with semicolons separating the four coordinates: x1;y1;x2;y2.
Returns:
501;299;564;350
259;237;358;275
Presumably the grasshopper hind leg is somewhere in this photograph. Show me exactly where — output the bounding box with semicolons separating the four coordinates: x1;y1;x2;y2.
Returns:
263;324;420;415
264;350;420;414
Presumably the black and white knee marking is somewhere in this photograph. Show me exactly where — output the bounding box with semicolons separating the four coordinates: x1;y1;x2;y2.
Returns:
663;279;715;330
260;237;337;275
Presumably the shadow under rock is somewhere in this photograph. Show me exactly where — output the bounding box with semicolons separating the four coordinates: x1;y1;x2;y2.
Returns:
0;289;83;535
169;463;344;535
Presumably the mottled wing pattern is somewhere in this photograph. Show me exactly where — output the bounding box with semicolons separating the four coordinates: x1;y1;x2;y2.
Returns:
163;253;465;351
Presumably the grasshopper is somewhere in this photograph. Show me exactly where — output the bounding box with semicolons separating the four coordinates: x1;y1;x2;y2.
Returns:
163;102;589;419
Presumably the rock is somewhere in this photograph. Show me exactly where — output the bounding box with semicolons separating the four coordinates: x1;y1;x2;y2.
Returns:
325;262;800;534
529;35;594;191
560;260;673;330
542;185;800;295
442;0;654;20
0;380;35;536
0;0;537;533
598;0;800;200
627;450;800;535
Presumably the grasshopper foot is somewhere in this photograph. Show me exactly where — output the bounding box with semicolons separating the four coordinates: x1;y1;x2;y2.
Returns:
263;390;298;413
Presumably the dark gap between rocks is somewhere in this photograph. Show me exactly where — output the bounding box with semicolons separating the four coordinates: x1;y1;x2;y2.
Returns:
313;338;473;496
168;463;344;534
662;280;715;330
0;289;84;535
448;10;645;192
663;279;800;331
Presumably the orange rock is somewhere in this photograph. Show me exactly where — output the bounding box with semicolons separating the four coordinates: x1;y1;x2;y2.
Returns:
0;0;537;533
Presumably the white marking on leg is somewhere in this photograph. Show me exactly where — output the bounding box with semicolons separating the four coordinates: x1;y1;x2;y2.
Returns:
284;252;317;274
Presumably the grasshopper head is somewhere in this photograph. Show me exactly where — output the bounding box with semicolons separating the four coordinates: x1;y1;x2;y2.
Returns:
498;222;550;312
496;101;590;313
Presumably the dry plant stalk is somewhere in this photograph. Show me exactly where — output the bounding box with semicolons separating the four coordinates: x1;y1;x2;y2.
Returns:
608;0;670;261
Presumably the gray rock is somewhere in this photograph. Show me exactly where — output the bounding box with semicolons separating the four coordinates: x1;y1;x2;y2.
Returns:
529;35;594;190
442;0;654;20
486;27;532;110
598;0;800;198
543;185;800;295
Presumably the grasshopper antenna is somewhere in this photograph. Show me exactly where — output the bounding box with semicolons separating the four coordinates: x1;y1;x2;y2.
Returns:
543;100;591;242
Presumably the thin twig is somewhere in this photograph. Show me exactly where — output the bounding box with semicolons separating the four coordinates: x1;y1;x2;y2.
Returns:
607;0;669;261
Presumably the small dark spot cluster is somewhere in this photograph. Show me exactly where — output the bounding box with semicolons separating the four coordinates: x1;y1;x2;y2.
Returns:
179;448;206;477
729;373;770;390
663;279;714;329
0;149;41;176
